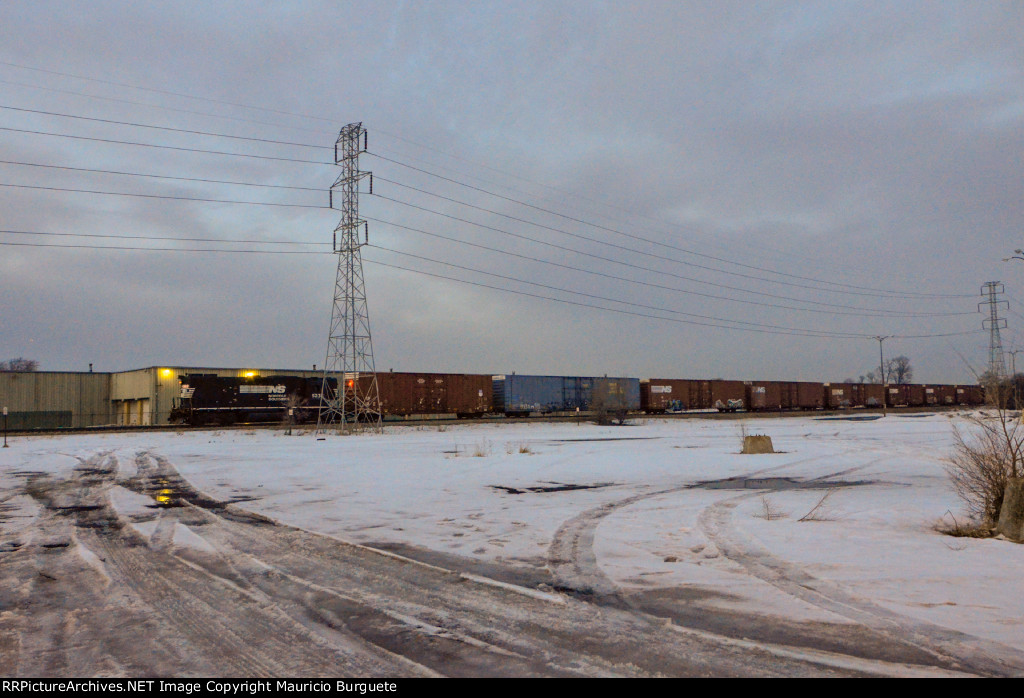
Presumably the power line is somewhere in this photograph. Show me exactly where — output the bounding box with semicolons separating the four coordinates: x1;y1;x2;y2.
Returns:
370;194;972;311
0;221;970;319
363;255;981;341
5;122;904;301
0;59;977;299
0;229;327;246
0;154;972;315
0;222;971;319
0;236;983;340
366;217;973;318
0;104;328;150
0;153;974;321
370;244;894;337
0;126;333;165
0;182;325;208
0;240;324;254
0;77;333;138
0;60;340;126
0;158;977;317
373;175;971;302
369;152;973;300
0;62;939;286
0;159;323;192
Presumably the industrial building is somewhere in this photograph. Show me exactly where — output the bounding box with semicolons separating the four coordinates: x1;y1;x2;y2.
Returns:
0;366;320;428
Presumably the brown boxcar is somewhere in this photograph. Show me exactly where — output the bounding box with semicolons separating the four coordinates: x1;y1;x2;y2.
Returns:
795;382;825;409
687;380;712;410
886;385;908;407
934;384;957;405
446;374;493;416
955;385;984;405
777;382;798;409
953;385;968;405
853;383;885;408
824;383;857;409
641;378;695;412
710;380;745;411
905;384;925;406
368;372;492;418
745;381;783;411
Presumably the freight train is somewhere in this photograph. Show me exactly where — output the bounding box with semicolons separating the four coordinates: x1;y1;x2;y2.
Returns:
169;371;986;426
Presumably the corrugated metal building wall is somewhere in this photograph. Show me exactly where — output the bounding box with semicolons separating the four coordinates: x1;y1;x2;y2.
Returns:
0;371;112;428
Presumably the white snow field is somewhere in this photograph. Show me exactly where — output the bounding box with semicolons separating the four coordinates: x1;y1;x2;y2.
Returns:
3;411;1022;656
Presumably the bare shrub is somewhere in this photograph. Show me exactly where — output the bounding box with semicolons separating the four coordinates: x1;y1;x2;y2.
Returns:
505;441;532;455
799;489;837;522
471;439;491;457
946;408;1024;526
280;393;306;434
755;495;787;521
934;510;993;539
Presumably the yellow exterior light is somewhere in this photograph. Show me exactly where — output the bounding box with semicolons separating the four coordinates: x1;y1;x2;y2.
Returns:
243;371;257;378
160;368;173;378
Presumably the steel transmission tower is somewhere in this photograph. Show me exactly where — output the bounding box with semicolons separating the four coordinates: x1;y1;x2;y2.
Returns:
316;123;382;434
980;281;1008;379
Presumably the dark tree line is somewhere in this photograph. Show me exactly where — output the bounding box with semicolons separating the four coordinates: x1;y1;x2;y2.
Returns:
0;358;39;371
859;355;913;385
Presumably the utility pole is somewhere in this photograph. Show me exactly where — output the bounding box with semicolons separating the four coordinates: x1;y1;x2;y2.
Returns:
980;282;1008;379
1009;349;1023;378
316;123;382;436
873;336;891;415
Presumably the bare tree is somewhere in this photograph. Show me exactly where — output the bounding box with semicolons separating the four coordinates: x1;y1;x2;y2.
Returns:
887;355;913;384
0;358;39;371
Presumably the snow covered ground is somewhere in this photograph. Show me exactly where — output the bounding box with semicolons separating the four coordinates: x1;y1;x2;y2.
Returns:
3;411;1022;655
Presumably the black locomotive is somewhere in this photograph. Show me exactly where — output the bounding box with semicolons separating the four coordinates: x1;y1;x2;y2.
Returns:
170;374;333;426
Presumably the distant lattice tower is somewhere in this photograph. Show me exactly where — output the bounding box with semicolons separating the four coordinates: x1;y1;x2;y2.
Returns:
980;281;1008;379
316;123;382;435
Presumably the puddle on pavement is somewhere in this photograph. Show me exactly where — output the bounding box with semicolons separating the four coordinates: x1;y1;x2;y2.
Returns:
133;473;273;526
490;482;618;495
814;415;883;422
549;437;662;443
695;476;876;490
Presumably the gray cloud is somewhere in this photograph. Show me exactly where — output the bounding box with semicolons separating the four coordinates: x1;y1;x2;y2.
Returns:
2;1;1021;383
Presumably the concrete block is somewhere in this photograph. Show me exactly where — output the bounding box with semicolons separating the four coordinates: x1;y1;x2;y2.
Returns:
741;435;775;454
996;477;1024;541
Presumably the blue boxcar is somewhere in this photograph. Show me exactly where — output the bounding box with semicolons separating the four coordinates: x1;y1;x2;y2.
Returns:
493;374;640;415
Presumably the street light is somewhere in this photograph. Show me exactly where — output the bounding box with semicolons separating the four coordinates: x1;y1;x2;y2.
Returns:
3;407;8;448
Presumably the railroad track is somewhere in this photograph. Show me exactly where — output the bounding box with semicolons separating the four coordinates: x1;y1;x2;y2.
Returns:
3;405;966;438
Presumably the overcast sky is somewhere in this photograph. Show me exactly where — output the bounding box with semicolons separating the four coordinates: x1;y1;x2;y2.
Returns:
2;1;1022;383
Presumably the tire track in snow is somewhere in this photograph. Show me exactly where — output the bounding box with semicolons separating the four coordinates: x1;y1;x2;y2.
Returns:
698;493;1024;677
547;485;695;601
543;453;1018;677
128;452;897;677
46;453;415;677
545;453;841;598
